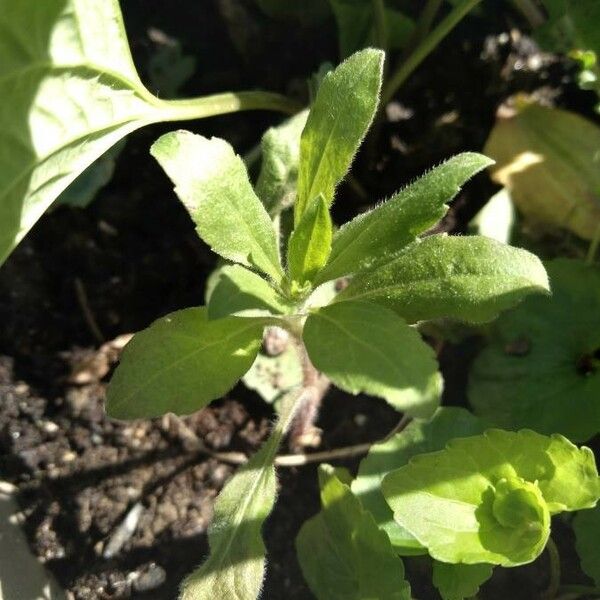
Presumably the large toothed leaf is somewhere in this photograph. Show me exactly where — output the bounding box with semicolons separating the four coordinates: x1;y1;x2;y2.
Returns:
206;264;290;320
352;407;485;554
432;562;493;600
469;259;600;442
382;430;600;566
337;235;550;324
295;49;384;222
574;505;600;587
315;153;493;284
0;0;291;267
296;465;411;600
287;195;333;284
303;301;442;418
106;308;266;419
256;109;309;215
152;131;284;282
181;389;302;600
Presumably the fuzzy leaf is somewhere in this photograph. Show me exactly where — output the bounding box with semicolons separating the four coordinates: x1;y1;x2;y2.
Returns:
432;562;493;600
382;429;600;566
296;465;411;600
181;389;302;600
352;407;485;553
337;235;550;323
469;259;600;442
295;49;384;222
315;153;493;284
287;195;333;284
304;301;442;417
151;131;283;282
107;308;266;419
207;265;290;319
256;109;309;215
574;506;600;587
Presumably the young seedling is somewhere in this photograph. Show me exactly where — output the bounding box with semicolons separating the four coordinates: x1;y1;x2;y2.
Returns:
106;48;553;598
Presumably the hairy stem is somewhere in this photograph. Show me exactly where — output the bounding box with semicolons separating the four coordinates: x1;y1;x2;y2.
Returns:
158;90;302;121
586;224;600;265
288;338;331;451
382;0;481;104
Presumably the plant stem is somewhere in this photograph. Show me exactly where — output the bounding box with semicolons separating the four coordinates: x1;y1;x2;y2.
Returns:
382;0;481;104
542;537;562;600
511;0;547;28
586;224;600;265
159;90;302;121
405;0;444;54
371;0;388;52
557;584;600;598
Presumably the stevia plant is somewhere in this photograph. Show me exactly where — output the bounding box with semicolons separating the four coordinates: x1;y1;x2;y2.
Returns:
101;47;586;598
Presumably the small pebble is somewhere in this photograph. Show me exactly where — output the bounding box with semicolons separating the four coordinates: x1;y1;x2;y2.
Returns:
132;563;166;593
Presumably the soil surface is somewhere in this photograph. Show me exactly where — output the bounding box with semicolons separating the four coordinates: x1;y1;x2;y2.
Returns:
1;1;598;599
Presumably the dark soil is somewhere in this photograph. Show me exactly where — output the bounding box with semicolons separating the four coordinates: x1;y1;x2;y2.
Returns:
1;1;598;599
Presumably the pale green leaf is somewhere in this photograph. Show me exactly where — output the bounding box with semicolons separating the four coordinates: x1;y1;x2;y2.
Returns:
295;48;384;222
303;301;442;418
352;407;485;553
0;0;291;266
287;195;333;284
181;389;302;600
315;153;493;284
296;465;411;600
256;109;309;215
206;265;290;319
382;429;600;566
151;131;284;282
469;187;517;244
337;235;550;324
574;505;600;587
106;308;266;419
469;259;600;442
432;562;493;600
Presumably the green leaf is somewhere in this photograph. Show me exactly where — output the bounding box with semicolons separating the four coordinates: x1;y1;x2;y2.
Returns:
55;140;126;208
469;259;600;442
352;407;485;553
181;389;302;600
242;339;303;405
287;195;333;284
303;301;442;418
151;131;284;282
469;187;517;245
106;308;266;419
315;153;493;284
0;0;295;267
296;465;411;600
206;264;290;319
295;49;384;223
382;429;600;566
574;506;600;587
329;0;415;57
256;109;309;215
432;562;493;600
337;235;550;323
